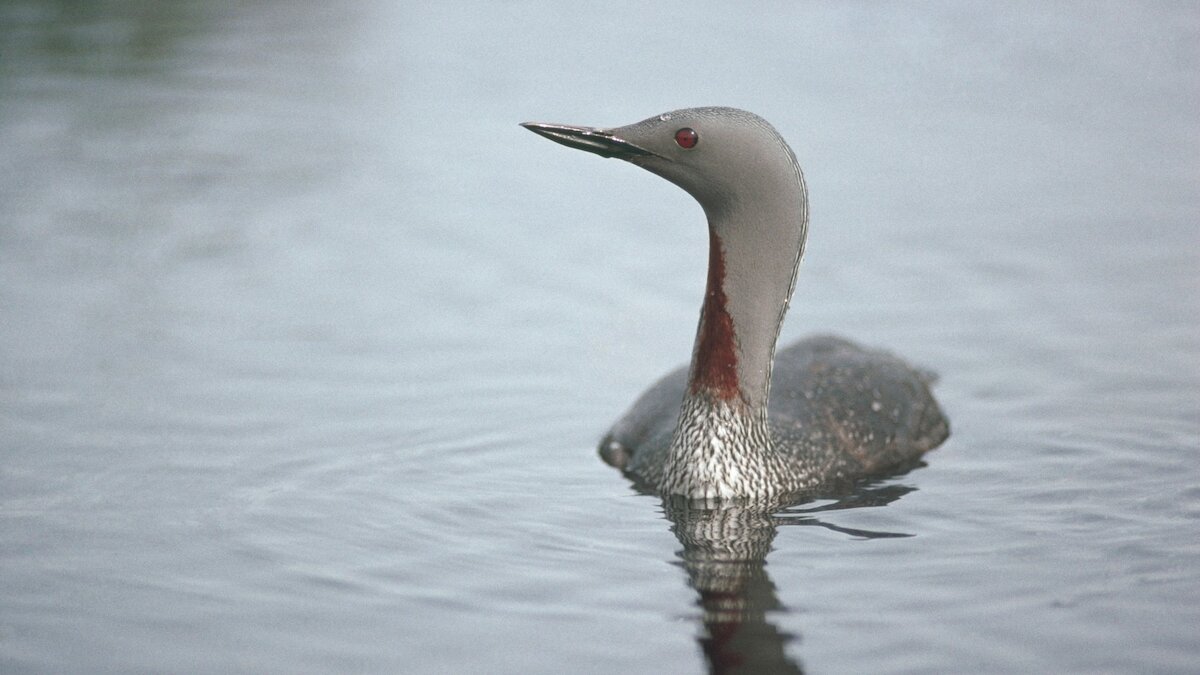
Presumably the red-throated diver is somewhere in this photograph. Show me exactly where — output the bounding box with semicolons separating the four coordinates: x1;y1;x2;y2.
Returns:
522;107;949;500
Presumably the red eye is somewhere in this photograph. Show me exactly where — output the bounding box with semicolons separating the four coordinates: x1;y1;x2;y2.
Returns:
674;127;698;149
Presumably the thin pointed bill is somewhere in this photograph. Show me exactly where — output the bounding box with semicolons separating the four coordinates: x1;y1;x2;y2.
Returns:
520;122;654;160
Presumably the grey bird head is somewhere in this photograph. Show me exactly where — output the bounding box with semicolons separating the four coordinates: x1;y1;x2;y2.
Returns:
521;107;805;220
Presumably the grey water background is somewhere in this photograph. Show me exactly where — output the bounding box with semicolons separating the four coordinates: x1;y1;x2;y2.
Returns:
2;1;1198;673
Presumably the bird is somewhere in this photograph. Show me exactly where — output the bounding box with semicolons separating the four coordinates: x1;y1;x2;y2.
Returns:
522;107;948;500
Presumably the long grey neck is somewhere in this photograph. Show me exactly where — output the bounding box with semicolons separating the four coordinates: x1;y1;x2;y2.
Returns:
682;171;808;422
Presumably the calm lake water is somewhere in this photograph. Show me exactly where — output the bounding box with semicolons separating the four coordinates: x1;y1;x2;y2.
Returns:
2;2;1198;673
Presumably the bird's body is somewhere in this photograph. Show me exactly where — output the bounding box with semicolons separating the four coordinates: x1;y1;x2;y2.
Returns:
522;107;948;500
600;335;948;496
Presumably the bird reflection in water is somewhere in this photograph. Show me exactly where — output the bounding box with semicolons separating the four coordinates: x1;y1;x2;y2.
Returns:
661;482;917;675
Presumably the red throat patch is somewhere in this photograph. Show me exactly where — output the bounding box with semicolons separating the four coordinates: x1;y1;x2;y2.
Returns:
690;231;741;400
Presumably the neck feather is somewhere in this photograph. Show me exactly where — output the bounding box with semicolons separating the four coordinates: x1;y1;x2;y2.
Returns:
683;210;802;417
687;229;742;403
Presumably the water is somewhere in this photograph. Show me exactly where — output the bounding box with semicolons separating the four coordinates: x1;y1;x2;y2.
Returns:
2;2;1198;673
